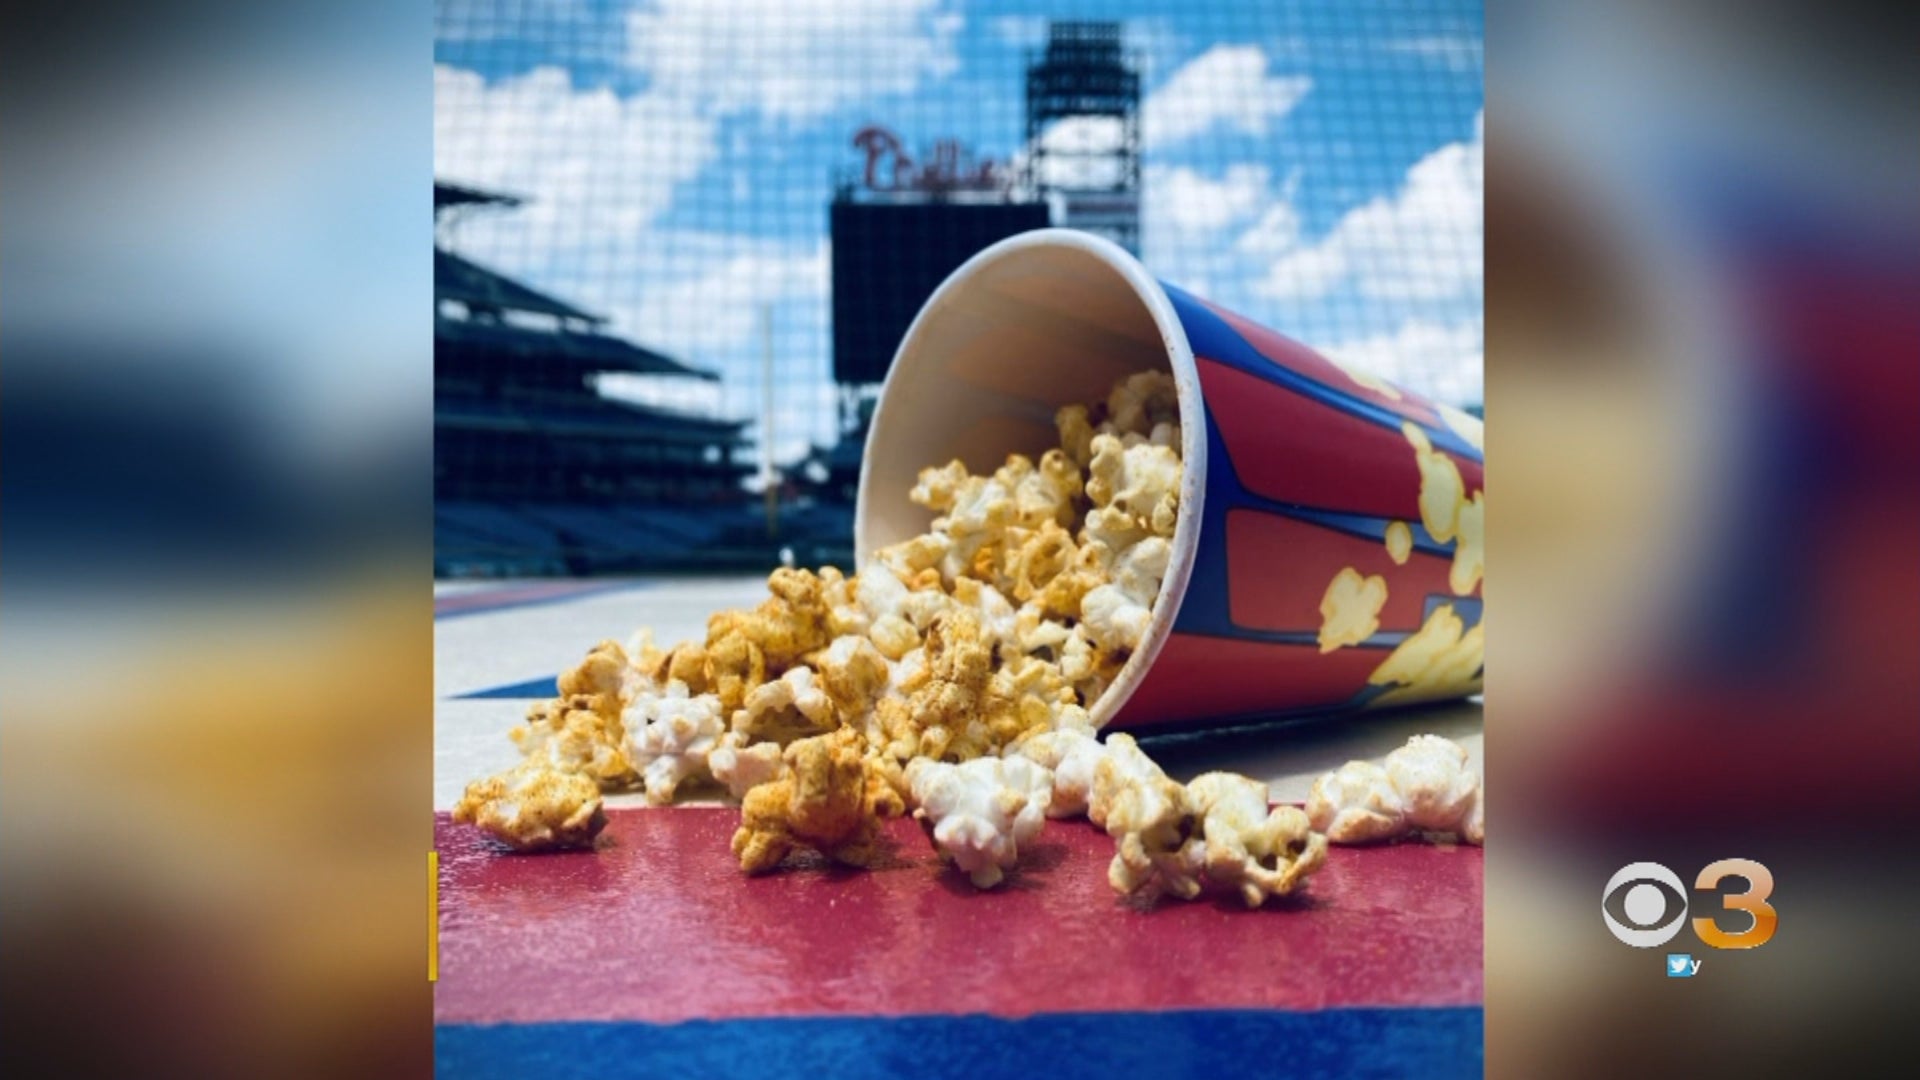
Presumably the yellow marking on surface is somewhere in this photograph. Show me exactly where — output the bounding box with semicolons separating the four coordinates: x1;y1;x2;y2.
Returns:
1366;603;1484;708
1450;492;1484;595
1402;422;1464;543
1439;403;1484;452
1385;521;1413;565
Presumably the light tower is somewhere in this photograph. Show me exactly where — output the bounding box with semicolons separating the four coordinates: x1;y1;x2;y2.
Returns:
1025;20;1141;254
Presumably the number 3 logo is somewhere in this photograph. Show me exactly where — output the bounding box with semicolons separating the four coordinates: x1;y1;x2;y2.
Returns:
1691;858;1777;949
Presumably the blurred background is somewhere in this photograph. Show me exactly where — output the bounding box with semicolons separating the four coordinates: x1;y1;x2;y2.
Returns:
431;0;1484;577
5;1;1913;1077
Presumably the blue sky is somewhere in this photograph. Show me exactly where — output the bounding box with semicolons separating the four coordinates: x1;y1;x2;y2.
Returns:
436;0;1483;458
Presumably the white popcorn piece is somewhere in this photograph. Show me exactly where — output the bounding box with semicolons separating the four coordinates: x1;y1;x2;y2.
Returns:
707;731;785;800
1306;734;1483;845
1011;449;1083;529
956;580;1018;649
909;460;970;512
1385;734;1482;837
625;680;728;805
873;534;949;584
907;756;1054;888
1305;760;1404;843
732;665;839;745
885;647;928;698
1104;370;1180;437
1011;727;1107;818
1185;773;1328;907
1013;605;1073;655
1078;537;1170;653
856;562;911;620
1087;733;1167;829
1086;435;1182;539
1103;768;1203;901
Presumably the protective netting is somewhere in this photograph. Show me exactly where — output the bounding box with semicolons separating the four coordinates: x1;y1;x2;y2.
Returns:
434;1;1482;577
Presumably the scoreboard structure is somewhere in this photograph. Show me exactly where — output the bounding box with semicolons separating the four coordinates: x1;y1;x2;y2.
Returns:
829;200;1049;387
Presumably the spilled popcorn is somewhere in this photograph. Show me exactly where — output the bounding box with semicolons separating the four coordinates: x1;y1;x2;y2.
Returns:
453;371;1376;906
452;761;607;853
1306;734;1484;845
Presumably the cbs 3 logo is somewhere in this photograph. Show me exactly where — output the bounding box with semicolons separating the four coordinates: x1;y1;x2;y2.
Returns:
1602;859;1777;949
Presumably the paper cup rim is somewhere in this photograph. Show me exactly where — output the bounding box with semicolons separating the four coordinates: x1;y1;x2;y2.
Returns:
853;227;1205;728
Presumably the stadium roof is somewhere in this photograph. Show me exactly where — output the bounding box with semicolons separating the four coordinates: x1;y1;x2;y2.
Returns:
437;249;604;324
435;181;523;210
435;315;717;380
435;395;749;445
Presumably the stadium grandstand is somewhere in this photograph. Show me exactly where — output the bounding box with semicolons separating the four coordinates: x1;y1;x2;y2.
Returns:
433;182;793;576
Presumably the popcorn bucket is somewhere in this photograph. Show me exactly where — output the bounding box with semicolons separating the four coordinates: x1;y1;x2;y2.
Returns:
855;229;1484;734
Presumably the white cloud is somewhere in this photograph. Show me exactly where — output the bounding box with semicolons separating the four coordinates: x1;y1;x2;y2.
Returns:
626;0;963;121
434;64;718;272
1145;164;1271;234
988;15;1048;48
1254;111;1482;301
1324;318;1483;406
1143;45;1312;149
1381;35;1484;73
1230;168;1303;257
622;237;830;359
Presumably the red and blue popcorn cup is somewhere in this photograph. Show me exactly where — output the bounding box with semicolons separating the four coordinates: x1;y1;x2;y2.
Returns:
856;229;1484;734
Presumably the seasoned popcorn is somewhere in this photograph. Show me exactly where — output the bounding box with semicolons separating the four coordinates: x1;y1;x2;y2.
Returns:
625;680;726;805
459;371;1298;906
907;756;1054;888
1086;732;1167;829
731;728;903;873
1306;734;1484;845
1185;772;1328;907
511;696;636;791
453;762;605;852
556;639;643;712
1103;767;1204;901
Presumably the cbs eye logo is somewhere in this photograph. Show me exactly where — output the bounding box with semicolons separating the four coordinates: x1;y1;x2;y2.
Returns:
1602;859;1777;949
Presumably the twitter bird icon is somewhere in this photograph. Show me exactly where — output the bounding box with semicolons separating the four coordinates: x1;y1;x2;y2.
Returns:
1667;954;1699;978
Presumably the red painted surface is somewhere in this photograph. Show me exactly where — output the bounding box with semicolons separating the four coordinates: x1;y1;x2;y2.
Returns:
435;808;1482;1026
1226;509;1460;634
1111;633;1387;729
1204;300;1443;430
1197;359;1426;520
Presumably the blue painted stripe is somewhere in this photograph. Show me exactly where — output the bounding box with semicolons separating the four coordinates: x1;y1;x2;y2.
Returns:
436;1007;1482;1080
454;676;561;700
434;581;649;621
1229;496;1452;558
